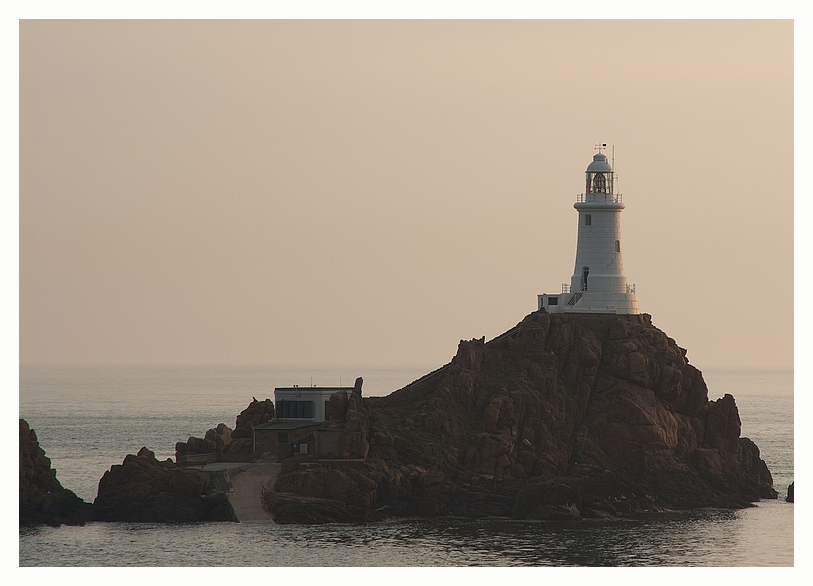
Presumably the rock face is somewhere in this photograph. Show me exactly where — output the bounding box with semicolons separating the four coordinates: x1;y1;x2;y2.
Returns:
25;312;777;526
233;398;276;438
19;419;93;527
267;312;777;523
175;423;238;460
93;447;237;522
344;377;371;458
175;398;275;460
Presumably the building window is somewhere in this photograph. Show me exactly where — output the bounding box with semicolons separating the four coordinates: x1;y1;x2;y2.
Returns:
548;297;559;306
585;214;592;226
277;400;314;418
325;400;332;421
615;240;620;252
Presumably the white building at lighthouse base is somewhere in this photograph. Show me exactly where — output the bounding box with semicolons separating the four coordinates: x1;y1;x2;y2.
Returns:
538;288;639;314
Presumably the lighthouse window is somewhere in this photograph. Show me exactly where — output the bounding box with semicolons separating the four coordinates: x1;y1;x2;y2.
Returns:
585;214;592;226
615;240;620;252
593;173;606;193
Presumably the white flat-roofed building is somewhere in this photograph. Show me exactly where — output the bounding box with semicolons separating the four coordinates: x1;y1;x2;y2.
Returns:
274;386;353;422
538;147;640;315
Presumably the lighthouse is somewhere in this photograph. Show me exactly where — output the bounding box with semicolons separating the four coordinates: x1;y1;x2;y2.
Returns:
538;146;639;314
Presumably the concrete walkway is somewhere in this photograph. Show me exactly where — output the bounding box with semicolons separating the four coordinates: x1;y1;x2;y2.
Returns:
225;463;281;523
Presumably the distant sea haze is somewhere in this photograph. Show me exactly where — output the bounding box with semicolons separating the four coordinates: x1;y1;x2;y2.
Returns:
19;365;793;566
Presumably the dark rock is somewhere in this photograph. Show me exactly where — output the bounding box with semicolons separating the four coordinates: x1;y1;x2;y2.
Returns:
329;390;349;423
267;312;777;523
266;492;373;524
216;423;232;445
224;437;253;454
96;311;778;526
787;481;794;502
370;430;394;445
235;399;275;433
230;399;276;441
513;478;585;520
93;446;237;522
345;377;370;458
177;423;235;460
185;436;202;452
704;394;741;452
19;419;93;527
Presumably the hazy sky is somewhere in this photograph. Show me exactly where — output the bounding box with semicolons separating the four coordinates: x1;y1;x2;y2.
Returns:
19;20;793;369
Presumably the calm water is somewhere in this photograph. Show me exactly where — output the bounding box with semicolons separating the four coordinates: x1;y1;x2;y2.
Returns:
18;365;793;566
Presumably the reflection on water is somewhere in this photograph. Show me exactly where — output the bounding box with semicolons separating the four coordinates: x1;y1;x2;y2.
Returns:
19;502;793;567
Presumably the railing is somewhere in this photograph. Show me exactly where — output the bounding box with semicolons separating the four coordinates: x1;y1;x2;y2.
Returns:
553;283;636;296
576;193;623;204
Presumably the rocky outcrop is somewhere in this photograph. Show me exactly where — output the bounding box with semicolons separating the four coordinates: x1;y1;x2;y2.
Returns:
31;311;775;526
233;398;275;438
787;481;794;503
19;419;93;527
345;377;370;459
268;311;777;523
176;423;242;460
175;398;275;460
93;447;237;522
266;457;456;523
328;389;349;423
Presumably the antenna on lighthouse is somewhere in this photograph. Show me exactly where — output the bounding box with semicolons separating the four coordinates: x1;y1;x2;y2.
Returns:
612;145;617;193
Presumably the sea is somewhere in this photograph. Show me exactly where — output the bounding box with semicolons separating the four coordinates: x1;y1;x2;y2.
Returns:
17;365;794;567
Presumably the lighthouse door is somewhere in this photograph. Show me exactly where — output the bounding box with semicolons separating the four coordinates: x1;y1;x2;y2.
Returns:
581;267;589;291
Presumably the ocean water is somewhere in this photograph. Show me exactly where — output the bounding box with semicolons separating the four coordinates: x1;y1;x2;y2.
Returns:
18;365;793;567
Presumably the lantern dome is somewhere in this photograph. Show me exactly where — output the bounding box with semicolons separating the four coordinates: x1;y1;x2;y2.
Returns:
586;152;612;173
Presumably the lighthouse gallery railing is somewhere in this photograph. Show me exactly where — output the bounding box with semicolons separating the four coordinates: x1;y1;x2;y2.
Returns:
576;193;623;203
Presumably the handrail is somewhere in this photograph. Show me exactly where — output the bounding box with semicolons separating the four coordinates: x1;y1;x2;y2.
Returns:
552;284;637;295
576;193;623;204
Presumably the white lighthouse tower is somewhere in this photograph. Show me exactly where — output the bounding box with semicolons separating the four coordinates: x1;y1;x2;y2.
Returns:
538;146;639;314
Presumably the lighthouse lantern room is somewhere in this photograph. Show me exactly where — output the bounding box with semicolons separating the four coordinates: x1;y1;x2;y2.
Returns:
538;146;639;314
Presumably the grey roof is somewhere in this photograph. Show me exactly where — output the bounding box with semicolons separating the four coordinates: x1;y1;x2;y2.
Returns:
275;386;354;392
252;420;323;431
586;152;612;173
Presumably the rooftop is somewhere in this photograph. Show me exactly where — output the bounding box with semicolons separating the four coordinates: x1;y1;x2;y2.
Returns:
275;386;354;392
252;421;323;431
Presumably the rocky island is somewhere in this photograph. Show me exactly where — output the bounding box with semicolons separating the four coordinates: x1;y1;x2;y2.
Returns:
266;311;776;522
20;310;777;526
20;149;778;526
